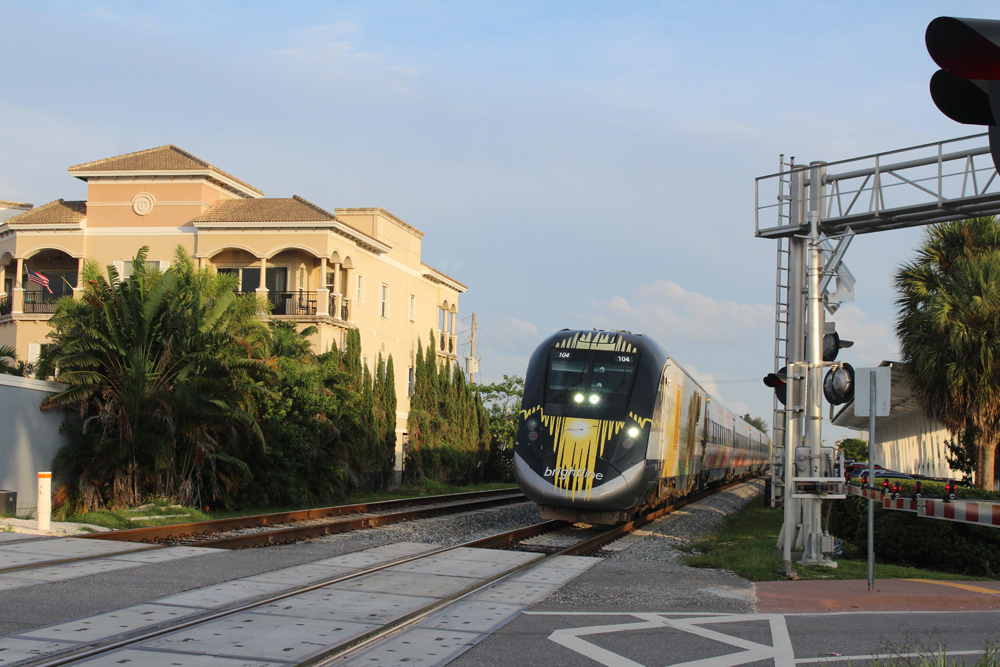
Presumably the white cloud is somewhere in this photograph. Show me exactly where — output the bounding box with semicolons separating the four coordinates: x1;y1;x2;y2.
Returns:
576;280;773;348
828;305;899;368
485;316;540;354
269;24;417;92
273;25;374;69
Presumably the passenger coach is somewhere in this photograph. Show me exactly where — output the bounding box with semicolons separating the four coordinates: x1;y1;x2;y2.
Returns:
515;329;769;524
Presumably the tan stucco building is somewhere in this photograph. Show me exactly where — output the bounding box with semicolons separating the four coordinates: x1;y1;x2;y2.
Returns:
0;146;466;469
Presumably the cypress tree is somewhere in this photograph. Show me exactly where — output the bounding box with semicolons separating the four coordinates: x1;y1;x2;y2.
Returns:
384;355;397;471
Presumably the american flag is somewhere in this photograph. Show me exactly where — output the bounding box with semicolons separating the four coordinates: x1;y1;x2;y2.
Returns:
26;267;52;294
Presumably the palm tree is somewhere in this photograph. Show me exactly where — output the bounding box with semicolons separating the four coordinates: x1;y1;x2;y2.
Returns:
0;345;18;376
894;217;1000;490
40;246;274;508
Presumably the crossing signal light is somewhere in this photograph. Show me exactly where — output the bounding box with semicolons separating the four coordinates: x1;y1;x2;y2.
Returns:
913;480;924;499
763;366;787;406
926;17;1000;170
823;363;855;405
881;478;891;494
944;479;957;501
823;331;854;362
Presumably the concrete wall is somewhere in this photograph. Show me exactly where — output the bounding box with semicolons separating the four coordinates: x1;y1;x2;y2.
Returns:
0;375;71;513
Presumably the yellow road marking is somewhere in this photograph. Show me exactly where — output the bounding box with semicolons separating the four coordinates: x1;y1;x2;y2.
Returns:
903;579;1000;595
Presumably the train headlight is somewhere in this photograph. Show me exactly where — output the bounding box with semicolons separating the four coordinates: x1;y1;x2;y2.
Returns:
627;426;640;438
589;394;600;404
574;393;585;403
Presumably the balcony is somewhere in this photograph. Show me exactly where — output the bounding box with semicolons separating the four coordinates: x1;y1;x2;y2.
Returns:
268;291;317;317
23;289;73;314
0;294;9;317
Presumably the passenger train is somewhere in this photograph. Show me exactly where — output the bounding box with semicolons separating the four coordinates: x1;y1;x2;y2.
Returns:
515;330;770;524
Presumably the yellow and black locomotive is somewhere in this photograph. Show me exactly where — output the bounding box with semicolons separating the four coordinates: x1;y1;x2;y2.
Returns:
515;329;770;524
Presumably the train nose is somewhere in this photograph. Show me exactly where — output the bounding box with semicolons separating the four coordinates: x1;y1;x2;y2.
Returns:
514;454;647;510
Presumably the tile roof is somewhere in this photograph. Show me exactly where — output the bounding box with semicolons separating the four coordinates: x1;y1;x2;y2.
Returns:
192;195;336;223
68;145;264;196
4;199;86;226
0;201;32;210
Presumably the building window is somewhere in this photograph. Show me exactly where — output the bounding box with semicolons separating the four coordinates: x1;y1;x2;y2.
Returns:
298;264;308;291
439;307;445;331
380;284;389;319
409;295;415;322
123;260;160;276
362;355;369;369
356;275;365;303
408;367;415;396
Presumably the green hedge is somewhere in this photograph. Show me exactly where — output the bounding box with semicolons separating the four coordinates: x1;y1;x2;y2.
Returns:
830;496;1000;577
851;478;1000;502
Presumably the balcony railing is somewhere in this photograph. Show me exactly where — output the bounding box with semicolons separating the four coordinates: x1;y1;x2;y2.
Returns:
23;289;73;314
0;294;10;317
268;291;317;316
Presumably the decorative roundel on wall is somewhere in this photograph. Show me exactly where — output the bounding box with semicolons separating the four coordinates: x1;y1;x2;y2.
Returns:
131;192;155;216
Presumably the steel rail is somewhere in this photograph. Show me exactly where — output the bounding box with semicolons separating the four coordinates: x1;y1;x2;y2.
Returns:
1;491;526;575
22;477;760;667
303;476;762;666
194;494;529;549
76;487;523;544
21;520;564;667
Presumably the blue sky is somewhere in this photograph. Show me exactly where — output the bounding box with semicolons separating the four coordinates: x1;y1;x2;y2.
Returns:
2;0;998;440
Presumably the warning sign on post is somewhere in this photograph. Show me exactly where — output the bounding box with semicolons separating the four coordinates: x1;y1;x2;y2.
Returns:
854;366;891;417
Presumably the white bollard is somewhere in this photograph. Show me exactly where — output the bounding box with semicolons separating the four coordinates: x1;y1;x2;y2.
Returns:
37;472;51;533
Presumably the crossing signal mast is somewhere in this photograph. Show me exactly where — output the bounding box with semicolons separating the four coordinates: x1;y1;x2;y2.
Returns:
755;16;1000;577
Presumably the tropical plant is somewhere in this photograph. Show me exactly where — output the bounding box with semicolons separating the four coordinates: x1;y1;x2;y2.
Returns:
39;246;274;509
266;320;318;363
0;345;18;376
478;375;523;481
894;217;1000;490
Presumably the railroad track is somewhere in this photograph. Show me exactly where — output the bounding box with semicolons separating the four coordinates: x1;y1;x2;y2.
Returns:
0;489;527;576
79;487;528;548
18;477;760;667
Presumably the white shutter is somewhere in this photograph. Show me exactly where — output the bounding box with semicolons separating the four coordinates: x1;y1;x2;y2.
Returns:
27;343;40;364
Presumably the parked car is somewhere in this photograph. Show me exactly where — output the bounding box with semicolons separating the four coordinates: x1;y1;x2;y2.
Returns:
846;463;884;477
860;469;913;483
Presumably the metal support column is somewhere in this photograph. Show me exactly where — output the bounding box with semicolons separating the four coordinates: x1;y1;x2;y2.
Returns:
802;161;835;567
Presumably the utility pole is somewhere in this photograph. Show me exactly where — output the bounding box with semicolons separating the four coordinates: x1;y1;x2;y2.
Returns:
466;313;479;384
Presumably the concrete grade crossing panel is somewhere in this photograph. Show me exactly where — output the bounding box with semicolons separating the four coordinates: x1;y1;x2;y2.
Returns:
71;649;286;667
19;603;202;643
254;589;436;625
141;613;377;662
0;542;602;667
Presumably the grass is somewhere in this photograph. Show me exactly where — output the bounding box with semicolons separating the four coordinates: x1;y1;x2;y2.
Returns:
681;494;994;582
64;481;519;530
867;642;999;667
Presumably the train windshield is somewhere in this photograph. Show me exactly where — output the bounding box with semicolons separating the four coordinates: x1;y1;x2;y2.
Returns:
544;348;639;418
